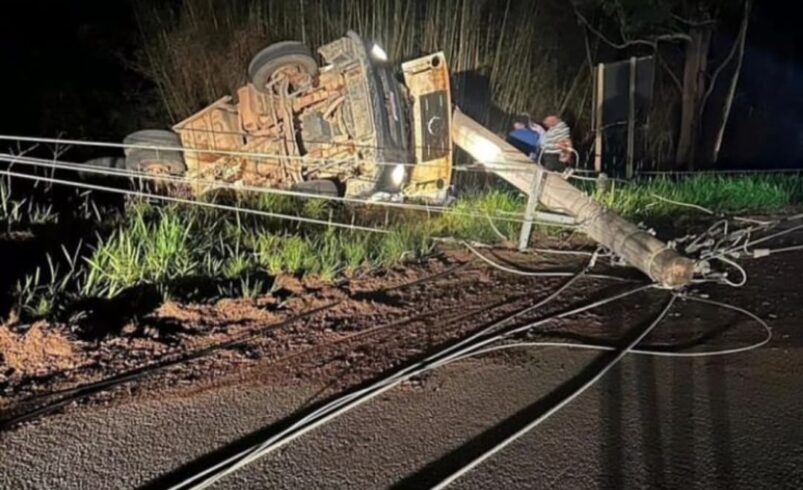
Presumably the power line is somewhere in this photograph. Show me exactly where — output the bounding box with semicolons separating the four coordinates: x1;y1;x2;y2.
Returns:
0;133;548;172
170;263;600;490
637;168;803;176
0;153;578;229
0;168;387;234
431;294;677;489
429;292;770;487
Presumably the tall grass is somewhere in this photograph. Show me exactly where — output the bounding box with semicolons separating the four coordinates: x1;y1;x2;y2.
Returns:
12;174;803;320
12;197;437;318
82;205;203;298
1;179;59;230
14;246;83;319
597;175;803;218
433;190;525;242
134;0;587;133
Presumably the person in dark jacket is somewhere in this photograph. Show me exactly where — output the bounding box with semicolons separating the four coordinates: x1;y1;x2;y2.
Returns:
507;116;545;162
507;117;544;161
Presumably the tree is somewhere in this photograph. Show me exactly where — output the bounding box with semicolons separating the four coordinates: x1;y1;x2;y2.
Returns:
573;0;752;169
706;0;752;164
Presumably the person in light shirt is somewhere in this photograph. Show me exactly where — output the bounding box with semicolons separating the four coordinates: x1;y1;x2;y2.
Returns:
539;115;573;172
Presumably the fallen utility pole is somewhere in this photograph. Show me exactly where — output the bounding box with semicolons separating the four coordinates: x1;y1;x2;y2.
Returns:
451;109;695;288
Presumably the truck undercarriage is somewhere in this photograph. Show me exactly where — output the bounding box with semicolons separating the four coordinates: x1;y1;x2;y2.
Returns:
137;31;454;203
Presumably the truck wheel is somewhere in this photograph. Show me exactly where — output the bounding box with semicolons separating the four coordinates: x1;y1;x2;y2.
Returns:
248;41;318;94
123;130;186;175
77;156;125;180
291;179;340;198
84;156;125;169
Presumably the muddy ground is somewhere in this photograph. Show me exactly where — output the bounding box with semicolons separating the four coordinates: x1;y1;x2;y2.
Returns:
1;219;800;426
0;217;802;488
1;246;637;423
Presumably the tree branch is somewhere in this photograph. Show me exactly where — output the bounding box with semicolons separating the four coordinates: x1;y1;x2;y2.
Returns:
700;0;750;112
656;50;683;93
711;0;752;163
574;5;655;49
671;13;717;28
572;2;690;51
583;21;596;75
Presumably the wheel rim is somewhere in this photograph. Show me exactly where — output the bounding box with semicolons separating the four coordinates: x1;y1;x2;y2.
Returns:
141;161;172;175
269;65;312;94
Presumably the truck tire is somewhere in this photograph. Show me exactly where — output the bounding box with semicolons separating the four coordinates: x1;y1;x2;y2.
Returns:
77;156;125;180
291;179;340;198
248;41;318;94
84;156;125;169
123;130;186;175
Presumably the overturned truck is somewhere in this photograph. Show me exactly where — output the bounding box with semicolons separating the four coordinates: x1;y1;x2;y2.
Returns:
114;31;694;288
124;31;452;203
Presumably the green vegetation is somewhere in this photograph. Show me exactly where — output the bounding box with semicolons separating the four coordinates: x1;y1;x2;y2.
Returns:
12;199;440;320
14;248;83;319
1;179;58;230
433;190;525;242
8;189;529;320
597;175;803;219
10;174;803;321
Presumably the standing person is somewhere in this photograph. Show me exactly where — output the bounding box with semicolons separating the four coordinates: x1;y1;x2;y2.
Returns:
540;115;573;172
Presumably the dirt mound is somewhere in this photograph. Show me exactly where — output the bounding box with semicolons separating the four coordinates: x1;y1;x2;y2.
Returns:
155;298;279;329
0;323;75;376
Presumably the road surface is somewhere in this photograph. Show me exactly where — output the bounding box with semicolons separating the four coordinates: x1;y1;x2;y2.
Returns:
2;343;802;489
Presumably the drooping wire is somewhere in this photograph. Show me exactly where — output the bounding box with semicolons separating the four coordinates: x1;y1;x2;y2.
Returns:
0;167;386;234
0;133;551;172
430;293;677;489
0;153;578;229
170;257;606;490
164;247;773;489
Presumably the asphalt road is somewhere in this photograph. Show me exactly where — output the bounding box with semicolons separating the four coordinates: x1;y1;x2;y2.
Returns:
2;344;802;489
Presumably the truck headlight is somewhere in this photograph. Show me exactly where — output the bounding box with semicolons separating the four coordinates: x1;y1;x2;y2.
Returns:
371;43;388;62
391;164;406;187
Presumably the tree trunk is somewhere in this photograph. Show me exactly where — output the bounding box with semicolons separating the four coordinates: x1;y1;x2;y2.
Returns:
675;25;712;169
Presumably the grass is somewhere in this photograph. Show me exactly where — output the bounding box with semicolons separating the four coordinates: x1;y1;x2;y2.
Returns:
434;190;525;242
1;179;59;230
11;197;435;319
10;174;803;321
14;245;84;319
82;205;202;299
596;175;803;219
134;0;586;135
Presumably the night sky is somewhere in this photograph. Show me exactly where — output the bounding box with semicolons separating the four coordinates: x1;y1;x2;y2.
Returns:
1;0;801;167
0;0;144;138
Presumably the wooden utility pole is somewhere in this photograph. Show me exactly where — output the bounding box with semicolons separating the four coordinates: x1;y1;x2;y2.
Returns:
452;109;695;288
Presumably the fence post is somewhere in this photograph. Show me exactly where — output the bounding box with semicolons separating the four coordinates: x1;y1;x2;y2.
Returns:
518;166;545;251
626;56;636;180
594;63;605;174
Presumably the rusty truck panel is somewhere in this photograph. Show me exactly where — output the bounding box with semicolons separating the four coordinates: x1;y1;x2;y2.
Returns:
402;53;452;201
167;32;452;203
